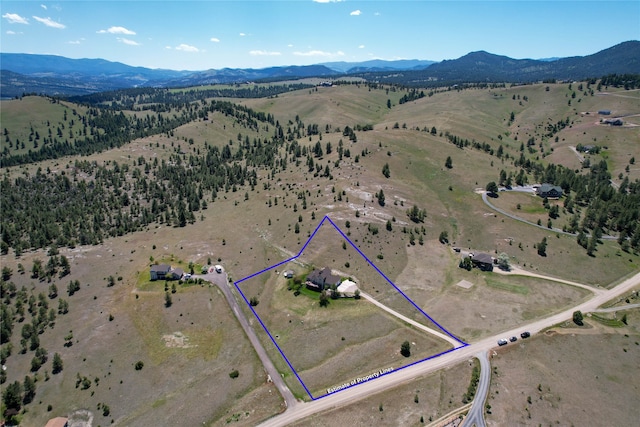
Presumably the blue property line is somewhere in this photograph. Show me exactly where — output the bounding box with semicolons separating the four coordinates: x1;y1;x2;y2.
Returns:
234;214;468;400
233;279;316;399
323;216;467;345
320;345;464;399
235;216;330;285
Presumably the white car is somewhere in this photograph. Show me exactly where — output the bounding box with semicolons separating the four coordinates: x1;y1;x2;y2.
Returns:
497;338;508;346
214;265;223;273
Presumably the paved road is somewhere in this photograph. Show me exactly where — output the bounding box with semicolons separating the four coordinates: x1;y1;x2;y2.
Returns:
196;272;298;410
462;351;490;427
257;271;640;427
360;291;464;348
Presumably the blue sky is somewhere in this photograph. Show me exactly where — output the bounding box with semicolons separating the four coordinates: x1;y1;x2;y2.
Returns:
1;1;639;70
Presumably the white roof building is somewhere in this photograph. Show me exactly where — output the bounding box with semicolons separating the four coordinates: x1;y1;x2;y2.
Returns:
337;279;358;296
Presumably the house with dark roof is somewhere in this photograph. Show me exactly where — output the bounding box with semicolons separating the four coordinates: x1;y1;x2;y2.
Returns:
170;268;184;280
150;264;171;281
470;253;494;271
536;183;563;199
306;267;341;291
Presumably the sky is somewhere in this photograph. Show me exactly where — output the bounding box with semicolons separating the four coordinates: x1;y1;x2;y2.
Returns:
1;1;639;71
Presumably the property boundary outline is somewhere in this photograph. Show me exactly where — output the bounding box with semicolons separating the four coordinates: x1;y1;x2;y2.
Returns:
234;215;468;400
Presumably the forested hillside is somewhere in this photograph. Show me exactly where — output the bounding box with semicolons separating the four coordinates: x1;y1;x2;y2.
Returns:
2;79;640;261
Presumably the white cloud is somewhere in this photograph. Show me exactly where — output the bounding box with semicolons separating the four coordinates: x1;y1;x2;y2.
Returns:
210;37;220;42
2;13;29;24
374;12;381;16
175;44;199;52
67;40;81;45
293;50;345;58
287;44;293;48
6;30;19;35
350;10;362;16
98;26;136;35
33;16;65;29
358;45;365;49
313;0;343;3
40;4;47;10
117;37;140;46
249;50;281;56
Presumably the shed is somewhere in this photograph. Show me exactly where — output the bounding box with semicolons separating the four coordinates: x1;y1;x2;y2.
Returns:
283;270;295;279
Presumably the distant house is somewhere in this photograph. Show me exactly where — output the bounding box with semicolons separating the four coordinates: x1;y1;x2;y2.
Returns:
306;267;341;291
536;183;563;199
470;253;494;271
604;118;623;126
150;264;171;281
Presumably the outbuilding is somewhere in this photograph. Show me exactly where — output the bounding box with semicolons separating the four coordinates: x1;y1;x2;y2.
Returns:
337;279;358;296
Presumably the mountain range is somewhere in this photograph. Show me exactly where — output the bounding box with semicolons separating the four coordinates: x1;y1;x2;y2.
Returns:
1;41;638;97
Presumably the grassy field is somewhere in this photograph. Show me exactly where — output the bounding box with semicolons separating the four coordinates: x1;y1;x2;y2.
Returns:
487;321;640;427
289;360;474;427
1;81;638;425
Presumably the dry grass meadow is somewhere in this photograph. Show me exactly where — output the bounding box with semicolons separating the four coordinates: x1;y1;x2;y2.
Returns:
487;319;640;427
1;81;639;425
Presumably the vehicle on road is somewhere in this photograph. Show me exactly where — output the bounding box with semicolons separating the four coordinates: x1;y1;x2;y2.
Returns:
509;336;517;342
214;265;223;273
520;331;531;338
497;338;508;346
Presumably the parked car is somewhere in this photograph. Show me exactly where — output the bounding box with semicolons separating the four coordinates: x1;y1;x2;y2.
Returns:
497;338;508;346
520;331;531;339
509;336;517;342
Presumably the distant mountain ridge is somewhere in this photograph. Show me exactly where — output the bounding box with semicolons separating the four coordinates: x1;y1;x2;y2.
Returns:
1;41;638;97
367;41;640;85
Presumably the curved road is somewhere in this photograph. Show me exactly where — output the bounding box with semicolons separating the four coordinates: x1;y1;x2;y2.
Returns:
257;271;640;427
197;272;297;410
481;190;617;240
462;351;490;427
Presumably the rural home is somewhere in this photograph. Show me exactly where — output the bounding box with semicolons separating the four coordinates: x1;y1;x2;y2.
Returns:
306;267;341;291
536;183;563;199
470;253;494;271
150;264;183;281
150;264;171;281
603;118;623;126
